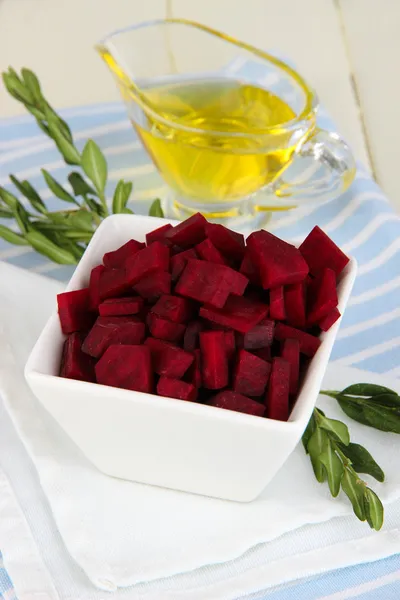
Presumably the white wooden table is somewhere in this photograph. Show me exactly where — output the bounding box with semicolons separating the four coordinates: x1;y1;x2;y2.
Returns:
0;0;399;209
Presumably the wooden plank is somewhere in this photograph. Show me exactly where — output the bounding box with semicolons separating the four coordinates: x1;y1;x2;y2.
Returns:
0;0;166;116
339;0;400;210
169;0;370;167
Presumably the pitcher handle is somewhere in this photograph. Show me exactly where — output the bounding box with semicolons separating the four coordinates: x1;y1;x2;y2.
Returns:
257;129;356;211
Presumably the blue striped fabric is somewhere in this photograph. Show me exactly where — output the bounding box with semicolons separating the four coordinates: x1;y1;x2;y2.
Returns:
1;99;399;597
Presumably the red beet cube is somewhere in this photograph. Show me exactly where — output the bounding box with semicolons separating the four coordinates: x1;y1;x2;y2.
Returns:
281;338;300;395
165;212;207;248
299;226;349;277
251;347;272;362
274;323;321;357
89;264;105;311
99;296;144;317
195;238;228;265
200;295;268;333
146;223;173;246
152;294;193;323
318;307;341;331
57;288;92;334
125;241;169;285
266;357;290;421
103;239;145;269
82;316;145;358
170;248;198;281
269;286;286;321
96;345;152;393
209;391;265;417
186;348;202;388
147;312;185;342
224;330;236;362
200;331;228;390
246;230;309;288
59;333;95;382
183;320;204;351
307;268;338;325
233;349;271;397
176;259;248;308
285;282;306;328
240;253;261;285
99;268;130;300
243;318;275;349
157;376;197;402
133;270;171;301
144;337;193;378
205;223;245;262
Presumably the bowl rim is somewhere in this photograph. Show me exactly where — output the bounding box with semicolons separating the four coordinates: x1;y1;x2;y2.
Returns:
24;213;358;431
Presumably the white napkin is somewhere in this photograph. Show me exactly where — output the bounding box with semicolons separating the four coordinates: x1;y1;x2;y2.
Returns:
1;261;400;600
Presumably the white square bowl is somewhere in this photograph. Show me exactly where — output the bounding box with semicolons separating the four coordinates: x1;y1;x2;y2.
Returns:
25;214;357;502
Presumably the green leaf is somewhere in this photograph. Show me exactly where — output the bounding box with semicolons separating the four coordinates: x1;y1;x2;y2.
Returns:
336;442;385;483
122;207;134;214
337;396;369;425
46;109;81;165
319;439;343;497
9;175;47;213
25;230;77;264
341;469;366;521
307;427;328;483
63;230;93;242
41;169;78;204
85;196;106;217
149;198;164;218
0;224;28;245
342;383;397;397
65;209;93;231
368;393;400;408
361;404;400;434
317;413;350;445
112;180;132;214
0;187;18;210
363;488;384;531
21;68;42;104
14;204;31;234
0;209;14;219
2;70;34;104
81;140;107;195
68;172;97;197
302;413;316;453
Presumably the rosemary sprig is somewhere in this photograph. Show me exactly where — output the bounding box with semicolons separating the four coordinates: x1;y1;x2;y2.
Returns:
0;67;163;264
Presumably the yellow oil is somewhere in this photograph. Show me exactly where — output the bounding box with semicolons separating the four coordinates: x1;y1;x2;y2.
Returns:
133;78;300;205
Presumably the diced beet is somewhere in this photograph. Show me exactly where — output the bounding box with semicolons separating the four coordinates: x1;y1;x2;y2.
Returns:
281;338;300;395
243;318;274;350
252;347;272;362
157;376;197;402
209;391;265;417
307;268;338;325
274;323;321;357
89;264;105;311
183;320;204;351
240;253;261;285
57;288;92;334
152;294;193;323
95;345;152;393
186;348;202;388
318;307;341;331
103;239;145;269
266;358;290;421
144;337;193;378
99;268;130;300
224;330;236;362
246;230;309;288
269;286;286;321
285;282;306;328
59;333;95;382
200;295;268;333
133;270;171;301
195;238;228;265
200;331;228;390
82;316;145;358
146;224;173;246
165;212;207;248
299;226;349;277
176;259;248;308
233;349;271;397
147;312;185;342
125;241;169;285
205;223;245;262
170;248;198;281
99;296;144;317
171;245;184;255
